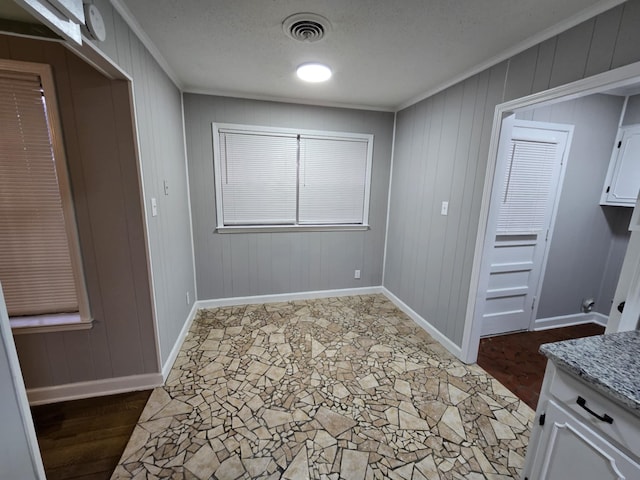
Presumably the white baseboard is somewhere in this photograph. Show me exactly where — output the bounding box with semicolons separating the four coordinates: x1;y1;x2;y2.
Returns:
162;286;462;385
590;312;608;327
159;287;383;379
534;312;608;331
195;287;463;360
381;287;463;360
24;285;495;406
27;373;163;406
162;301;199;381
196;286;384;309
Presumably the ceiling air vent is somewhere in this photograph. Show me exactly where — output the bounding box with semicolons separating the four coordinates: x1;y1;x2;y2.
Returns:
283;13;331;43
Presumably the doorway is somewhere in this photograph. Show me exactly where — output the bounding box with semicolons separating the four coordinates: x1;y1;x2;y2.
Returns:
479;118;572;336
462;61;640;364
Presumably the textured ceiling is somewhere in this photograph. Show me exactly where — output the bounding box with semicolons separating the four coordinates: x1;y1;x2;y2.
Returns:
10;0;623;110
118;0;623;110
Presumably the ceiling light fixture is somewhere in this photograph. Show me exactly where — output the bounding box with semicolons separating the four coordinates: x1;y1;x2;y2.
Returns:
296;63;332;83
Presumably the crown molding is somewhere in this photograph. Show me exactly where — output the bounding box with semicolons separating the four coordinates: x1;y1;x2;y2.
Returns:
396;0;627;111
184;86;395;113
110;0;183;89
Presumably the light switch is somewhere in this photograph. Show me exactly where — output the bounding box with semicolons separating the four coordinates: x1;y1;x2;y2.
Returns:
151;197;158;217
441;201;449;216
163;180;169;196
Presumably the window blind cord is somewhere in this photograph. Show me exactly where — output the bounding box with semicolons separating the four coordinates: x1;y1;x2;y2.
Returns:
295;134;301;224
503;143;517;203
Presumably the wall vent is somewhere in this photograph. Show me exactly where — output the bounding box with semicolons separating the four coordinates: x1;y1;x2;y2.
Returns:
283;13;331;43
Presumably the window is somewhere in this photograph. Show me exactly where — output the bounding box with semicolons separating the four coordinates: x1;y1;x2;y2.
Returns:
213;123;373;231
0;59;91;332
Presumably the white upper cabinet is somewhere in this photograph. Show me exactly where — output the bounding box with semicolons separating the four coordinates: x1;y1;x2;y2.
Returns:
601;124;640;207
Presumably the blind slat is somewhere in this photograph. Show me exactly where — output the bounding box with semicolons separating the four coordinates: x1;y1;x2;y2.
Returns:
220;132;297;225
0;69;79;316
497;140;558;234
216;125;371;228
299;137;368;224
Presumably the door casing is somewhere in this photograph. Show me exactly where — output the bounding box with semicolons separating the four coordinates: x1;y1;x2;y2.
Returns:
462;61;640;364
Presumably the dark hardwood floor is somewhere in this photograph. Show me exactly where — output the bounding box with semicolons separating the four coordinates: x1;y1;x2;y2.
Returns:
477;323;605;410
31;389;152;480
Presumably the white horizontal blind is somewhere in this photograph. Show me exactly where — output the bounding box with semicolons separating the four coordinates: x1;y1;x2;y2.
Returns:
0;70;78;316
299;137;368;224
220;131;297;225
497;139;558;234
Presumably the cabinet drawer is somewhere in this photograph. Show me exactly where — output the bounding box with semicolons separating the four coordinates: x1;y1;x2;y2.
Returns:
529;399;640;480
548;368;640;458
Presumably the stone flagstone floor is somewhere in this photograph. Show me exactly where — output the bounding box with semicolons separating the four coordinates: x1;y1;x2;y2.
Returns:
112;294;533;480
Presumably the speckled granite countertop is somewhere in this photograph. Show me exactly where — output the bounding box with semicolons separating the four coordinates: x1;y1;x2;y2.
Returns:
540;330;640;417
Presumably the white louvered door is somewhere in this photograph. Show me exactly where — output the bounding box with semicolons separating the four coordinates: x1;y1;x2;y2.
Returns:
481;122;570;336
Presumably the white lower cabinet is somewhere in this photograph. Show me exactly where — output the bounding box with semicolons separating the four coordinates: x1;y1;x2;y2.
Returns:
526;399;640;479
523;363;640;480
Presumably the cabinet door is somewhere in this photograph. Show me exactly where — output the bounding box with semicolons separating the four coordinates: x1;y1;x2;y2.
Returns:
606;125;640;205
529;400;640;480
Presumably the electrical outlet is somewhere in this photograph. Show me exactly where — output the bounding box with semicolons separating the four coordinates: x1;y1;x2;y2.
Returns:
186;291;190;305
441;201;449;215
354;269;361;279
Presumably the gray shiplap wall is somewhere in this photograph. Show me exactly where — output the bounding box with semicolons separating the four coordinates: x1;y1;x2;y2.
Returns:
184;95;393;299
517;95;629;319
81;0;196;367
1;35;157;386
385;0;640;347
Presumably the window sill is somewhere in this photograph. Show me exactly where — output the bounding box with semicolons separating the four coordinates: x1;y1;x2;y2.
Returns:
10;313;94;335
216;224;370;234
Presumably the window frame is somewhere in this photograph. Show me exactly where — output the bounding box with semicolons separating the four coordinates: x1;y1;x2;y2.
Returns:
0;59;92;334
212;123;374;233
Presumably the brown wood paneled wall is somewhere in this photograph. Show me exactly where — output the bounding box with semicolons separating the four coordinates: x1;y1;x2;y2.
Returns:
0;35;157;386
